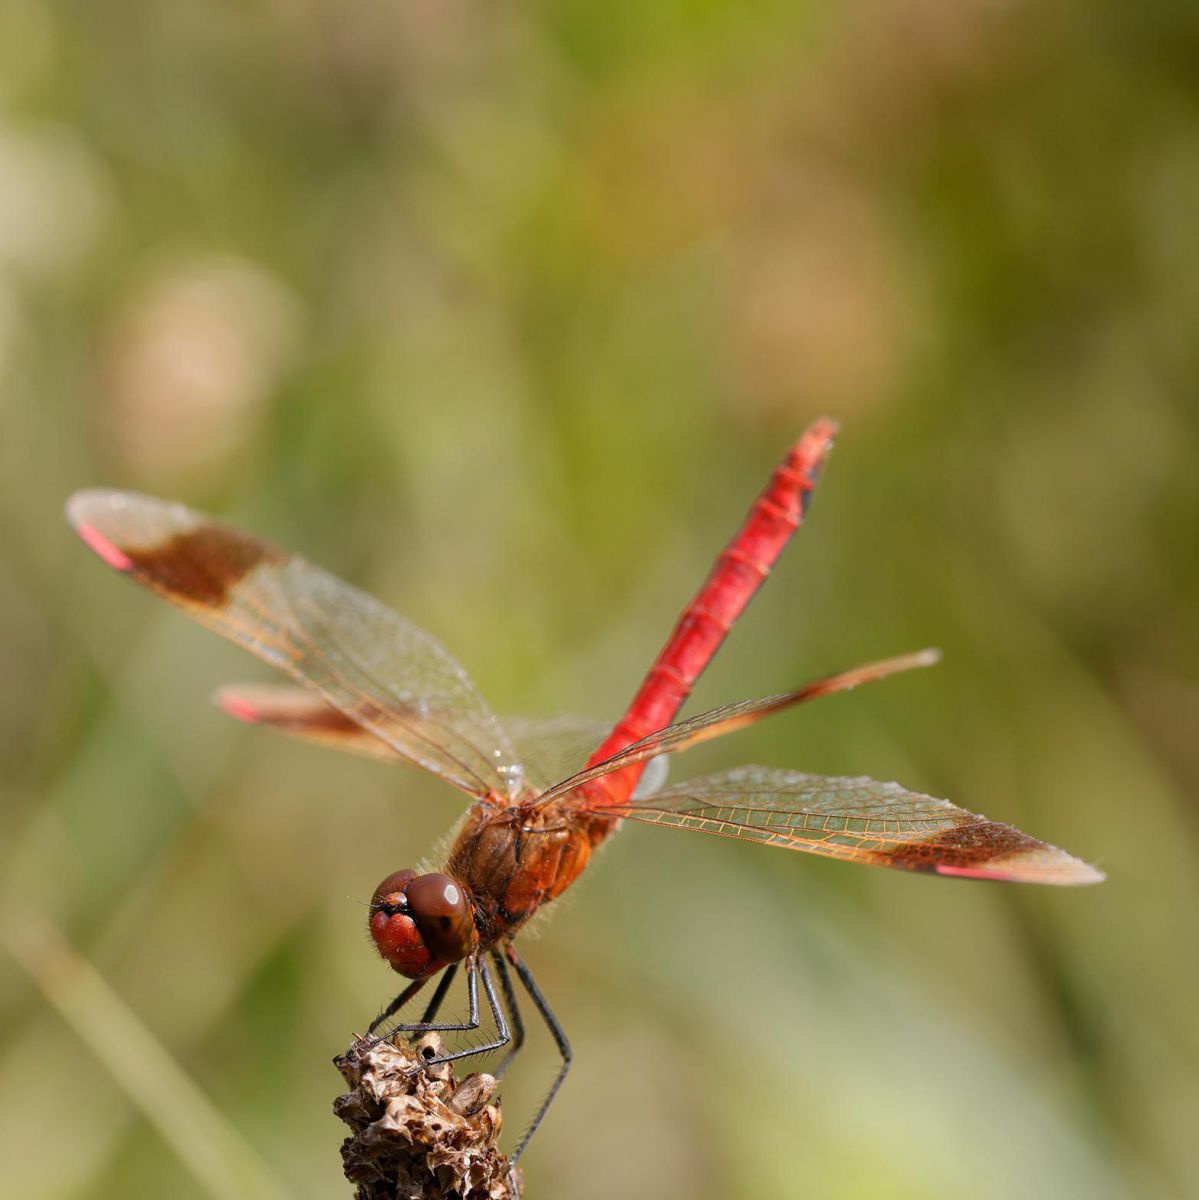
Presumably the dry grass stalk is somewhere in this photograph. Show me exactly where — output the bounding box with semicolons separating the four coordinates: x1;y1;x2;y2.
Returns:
334;1034;519;1199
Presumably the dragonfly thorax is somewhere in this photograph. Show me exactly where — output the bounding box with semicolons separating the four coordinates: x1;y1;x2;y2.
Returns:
368;869;476;979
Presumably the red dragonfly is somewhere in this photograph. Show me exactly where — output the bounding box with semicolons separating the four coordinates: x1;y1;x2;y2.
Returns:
67;420;1101;1172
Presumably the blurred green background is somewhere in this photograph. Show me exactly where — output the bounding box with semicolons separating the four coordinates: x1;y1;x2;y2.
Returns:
1;1;1197;1197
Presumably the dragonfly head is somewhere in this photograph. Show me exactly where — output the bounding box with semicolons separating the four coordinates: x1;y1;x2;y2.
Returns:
368;869;475;978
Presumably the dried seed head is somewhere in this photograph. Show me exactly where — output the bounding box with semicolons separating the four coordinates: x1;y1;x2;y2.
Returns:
334;1034;519;1199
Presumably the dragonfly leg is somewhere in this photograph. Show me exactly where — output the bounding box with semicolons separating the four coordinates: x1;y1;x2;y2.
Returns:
415;955;512;1070
374;956;484;1046
491;949;526;1078
367;962;459;1036
503;944;571;1166
420;962;459;1023
368;977;425;1035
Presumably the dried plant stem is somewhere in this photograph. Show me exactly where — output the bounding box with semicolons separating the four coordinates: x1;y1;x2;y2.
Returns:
334;1034;519;1200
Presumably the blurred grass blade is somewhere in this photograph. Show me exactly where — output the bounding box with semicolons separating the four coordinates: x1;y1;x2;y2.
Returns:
3;916;293;1200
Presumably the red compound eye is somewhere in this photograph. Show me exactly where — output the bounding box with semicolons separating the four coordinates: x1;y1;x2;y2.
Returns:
367;870;474;978
406;873;474;963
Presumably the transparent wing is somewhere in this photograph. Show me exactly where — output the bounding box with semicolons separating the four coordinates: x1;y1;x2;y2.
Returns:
501;714;610;794
501;713;669;799
213;692;670;800
535;650;940;810
216;683;402;761
580;765;1103;885
68;489;522;802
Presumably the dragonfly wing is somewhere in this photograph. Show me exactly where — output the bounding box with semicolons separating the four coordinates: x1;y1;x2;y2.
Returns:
501;713;670;800
583;765;1103;885
68;489;522;801
502;714;610;795
633;754;670;800
212;694;671;798
216;683;403;761
536;650;940;809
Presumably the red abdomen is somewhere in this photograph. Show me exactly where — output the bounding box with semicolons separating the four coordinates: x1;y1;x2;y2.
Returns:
584;420;838;806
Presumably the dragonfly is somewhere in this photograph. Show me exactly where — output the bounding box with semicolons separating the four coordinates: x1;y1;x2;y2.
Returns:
67;419;1102;1176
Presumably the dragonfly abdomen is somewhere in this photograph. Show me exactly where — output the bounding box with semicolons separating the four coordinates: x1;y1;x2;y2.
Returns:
583;420;839;805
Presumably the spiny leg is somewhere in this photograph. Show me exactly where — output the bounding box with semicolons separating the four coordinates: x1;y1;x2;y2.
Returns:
416;956;511;1070
504;944;571;1166
368;976;425;1036
367;962;459;1036
374;956;483;1045
418;962;459;1024
491;949;525;1079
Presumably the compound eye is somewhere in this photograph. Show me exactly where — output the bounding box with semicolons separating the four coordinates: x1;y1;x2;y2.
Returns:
371;869;416;914
368;869;433;978
406;873;474;962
